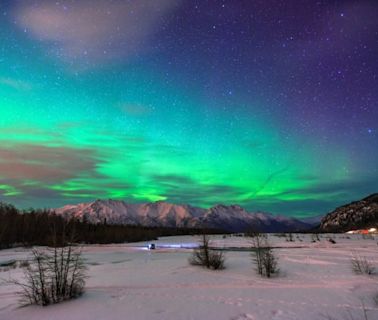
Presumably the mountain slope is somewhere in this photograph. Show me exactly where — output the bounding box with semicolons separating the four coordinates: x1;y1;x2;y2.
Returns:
56;200;205;228
320;193;378;232
55;200;311;232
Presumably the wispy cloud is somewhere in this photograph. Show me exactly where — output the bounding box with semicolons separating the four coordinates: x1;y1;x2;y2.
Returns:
0;144;97;183
0;142;106;207
13;0;179;69
0;77;32;90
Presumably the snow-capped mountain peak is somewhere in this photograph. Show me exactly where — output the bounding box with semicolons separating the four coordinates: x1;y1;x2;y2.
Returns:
55;199;311;232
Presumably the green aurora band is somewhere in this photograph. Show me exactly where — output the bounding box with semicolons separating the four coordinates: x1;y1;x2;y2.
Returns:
0;1;377;217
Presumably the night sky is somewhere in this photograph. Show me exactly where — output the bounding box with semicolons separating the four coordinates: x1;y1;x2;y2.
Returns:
0;0;377;218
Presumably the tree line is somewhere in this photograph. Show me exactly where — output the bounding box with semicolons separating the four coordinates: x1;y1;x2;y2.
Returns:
0;202;223;249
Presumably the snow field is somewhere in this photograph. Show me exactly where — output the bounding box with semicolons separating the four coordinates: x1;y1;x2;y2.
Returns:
0;234;377;320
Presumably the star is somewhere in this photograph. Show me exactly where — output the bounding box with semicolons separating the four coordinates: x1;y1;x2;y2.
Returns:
0;0;377;218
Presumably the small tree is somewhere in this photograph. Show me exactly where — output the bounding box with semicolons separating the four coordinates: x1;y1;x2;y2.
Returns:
248;231;279;277
189;234;225;270
351;252;375;275
10;224;87;306
247;231;267;275
260;247;279;278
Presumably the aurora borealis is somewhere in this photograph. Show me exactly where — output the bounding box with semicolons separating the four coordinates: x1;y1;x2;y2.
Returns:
0;1;377;218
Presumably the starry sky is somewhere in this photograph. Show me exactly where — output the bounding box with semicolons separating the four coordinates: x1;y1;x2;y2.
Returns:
0;0;377;218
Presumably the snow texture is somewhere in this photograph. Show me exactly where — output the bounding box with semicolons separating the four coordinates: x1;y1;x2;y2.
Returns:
1;234;378;320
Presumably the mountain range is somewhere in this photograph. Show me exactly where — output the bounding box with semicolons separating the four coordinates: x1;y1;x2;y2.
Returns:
55;199;314;233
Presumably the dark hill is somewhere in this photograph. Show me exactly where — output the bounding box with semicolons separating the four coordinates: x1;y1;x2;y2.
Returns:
320;193;378;232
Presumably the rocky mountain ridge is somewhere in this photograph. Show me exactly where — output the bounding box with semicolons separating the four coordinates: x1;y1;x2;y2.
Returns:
55;199;312;233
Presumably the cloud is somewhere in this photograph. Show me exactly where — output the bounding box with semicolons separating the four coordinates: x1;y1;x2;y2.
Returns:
0;144;97;183
0;126;193;207
13;0;179;69
0;77;32;90
0;142;113;207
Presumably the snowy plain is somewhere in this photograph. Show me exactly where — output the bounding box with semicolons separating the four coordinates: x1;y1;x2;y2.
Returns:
0;234;377;320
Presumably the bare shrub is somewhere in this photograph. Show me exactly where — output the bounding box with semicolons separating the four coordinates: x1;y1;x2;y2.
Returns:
248;231;266;275
9;224;87;307
189;234;225;270
260;247;279;278
351;252;375;275
311;233;320;242
286;233;294;242
249;231;279;277
208;250;225;270
11;244;87;306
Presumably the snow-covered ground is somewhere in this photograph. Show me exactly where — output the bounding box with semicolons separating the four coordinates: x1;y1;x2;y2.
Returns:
1;234;378;320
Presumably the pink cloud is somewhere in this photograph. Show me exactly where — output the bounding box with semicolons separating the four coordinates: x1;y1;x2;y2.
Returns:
13;0;179;69
0;144;97;183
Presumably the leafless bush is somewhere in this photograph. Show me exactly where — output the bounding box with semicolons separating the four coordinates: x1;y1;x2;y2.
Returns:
11;244;87;306
351;252;375;275
286;233;294;242
249;232;279;277
189;234;225;270
10;244;86;306
260;247;279;277
249;232;266;275
311;233;320;242
8;224;87;307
